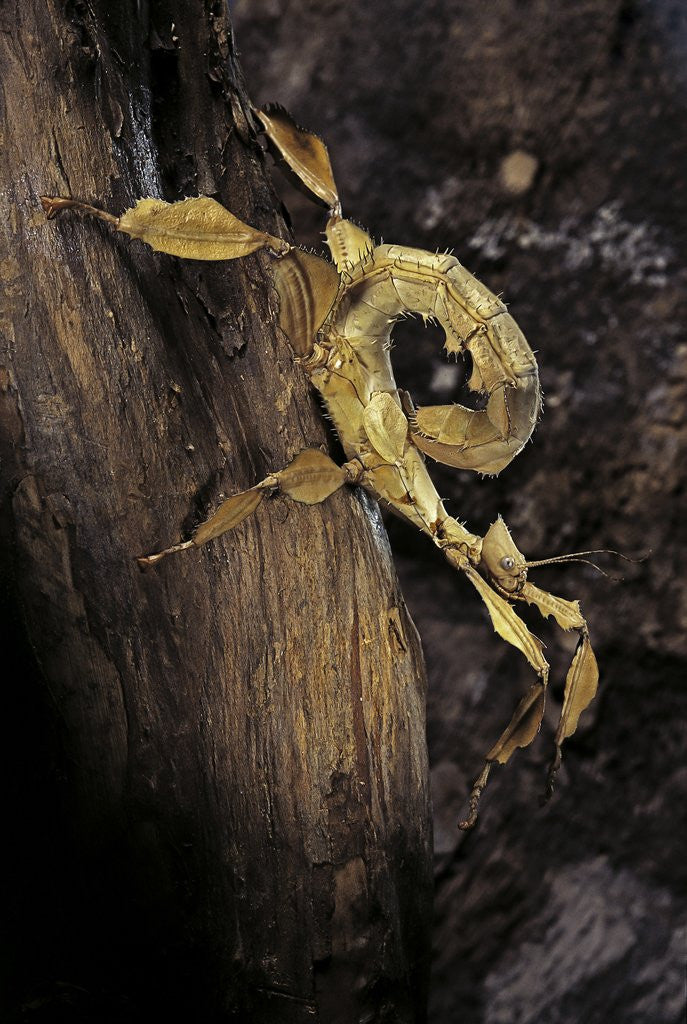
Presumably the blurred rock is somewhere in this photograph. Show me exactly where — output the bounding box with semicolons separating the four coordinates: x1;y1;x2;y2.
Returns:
499;151;539;196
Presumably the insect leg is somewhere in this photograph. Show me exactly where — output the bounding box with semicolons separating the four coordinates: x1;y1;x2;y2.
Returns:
518;581;598;799
253;105;340;213
459;678;548;830
41;194;290;260
547;628;597;797
138;449;360;567
442;551;550;829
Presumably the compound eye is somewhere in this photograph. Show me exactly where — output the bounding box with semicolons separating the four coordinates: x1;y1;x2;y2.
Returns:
500;556;515;571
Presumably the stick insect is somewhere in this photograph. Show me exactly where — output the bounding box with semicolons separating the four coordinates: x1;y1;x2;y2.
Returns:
42;105;599;829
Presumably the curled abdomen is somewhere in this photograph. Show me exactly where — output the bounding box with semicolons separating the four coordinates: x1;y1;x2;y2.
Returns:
328;242;541;475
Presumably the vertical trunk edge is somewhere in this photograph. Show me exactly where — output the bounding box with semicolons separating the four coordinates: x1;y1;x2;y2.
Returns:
0;2;433;1021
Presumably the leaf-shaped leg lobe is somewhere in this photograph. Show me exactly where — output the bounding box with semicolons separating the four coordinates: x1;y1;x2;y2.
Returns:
255;104;340;210
137;449;356;568
458;677;548;831
446;557;550;829
42;195;290;260
546;630;599;798
518;580;598;799
272;249;340;357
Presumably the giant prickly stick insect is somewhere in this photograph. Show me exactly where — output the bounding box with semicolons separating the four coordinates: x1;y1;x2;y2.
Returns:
42;105;599;829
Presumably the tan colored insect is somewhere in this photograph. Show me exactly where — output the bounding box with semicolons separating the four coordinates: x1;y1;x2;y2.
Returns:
42;105;599;829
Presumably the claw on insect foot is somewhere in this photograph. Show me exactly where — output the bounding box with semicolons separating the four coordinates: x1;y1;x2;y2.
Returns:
458;761;492;831
542;745;562;804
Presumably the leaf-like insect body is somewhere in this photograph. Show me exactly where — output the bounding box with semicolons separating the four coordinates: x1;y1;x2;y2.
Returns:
465;328;513;394
118;197;289;260
362;392;409;464
256;105;339;209
559;636;599;741
467;357;486;393
193;487;265;546
277;449;347;504
486;386;512;440
273;249;340;356
434;282;480;354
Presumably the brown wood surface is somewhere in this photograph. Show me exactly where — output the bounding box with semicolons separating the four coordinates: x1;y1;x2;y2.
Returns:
0;3;432;1020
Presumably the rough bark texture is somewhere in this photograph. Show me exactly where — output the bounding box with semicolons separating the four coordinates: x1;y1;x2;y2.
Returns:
232;2;687;1023
0;3;433;1021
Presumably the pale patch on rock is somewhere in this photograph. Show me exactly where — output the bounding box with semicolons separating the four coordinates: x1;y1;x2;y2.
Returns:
499;151;539;196
484;856;680;1024
469;202;674;286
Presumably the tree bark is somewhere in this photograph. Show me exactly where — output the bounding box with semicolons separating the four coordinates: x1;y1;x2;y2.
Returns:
0;3;432;1021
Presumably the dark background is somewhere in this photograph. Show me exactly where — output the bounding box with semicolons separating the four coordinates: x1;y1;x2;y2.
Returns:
231;1;686;1021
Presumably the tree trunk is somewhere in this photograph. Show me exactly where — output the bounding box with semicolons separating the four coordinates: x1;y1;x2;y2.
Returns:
0;3;432;1021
